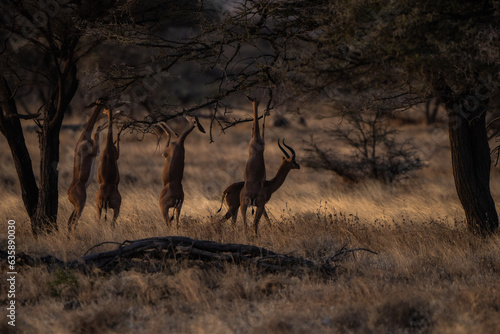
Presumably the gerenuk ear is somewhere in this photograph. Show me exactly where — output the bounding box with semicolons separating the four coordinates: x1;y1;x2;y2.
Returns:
195;116;206;134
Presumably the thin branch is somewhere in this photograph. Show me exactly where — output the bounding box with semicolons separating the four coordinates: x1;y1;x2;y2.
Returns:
83;241;122;256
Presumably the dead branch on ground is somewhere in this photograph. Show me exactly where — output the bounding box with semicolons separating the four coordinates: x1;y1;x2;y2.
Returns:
0;236;377;276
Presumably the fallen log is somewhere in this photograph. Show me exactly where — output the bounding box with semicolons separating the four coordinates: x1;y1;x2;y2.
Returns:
70;236;303;272
71;236;377;275
2;236;377;276
72;236;280;269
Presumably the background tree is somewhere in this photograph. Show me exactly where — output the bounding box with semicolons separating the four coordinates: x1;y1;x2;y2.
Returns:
304;100;423;184
332;0;500;235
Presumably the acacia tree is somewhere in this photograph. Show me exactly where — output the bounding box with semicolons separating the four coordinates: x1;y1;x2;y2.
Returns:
174;0;499;235
0;0;201;234
325;0;500;235
0;0;88;234
357;1;500;235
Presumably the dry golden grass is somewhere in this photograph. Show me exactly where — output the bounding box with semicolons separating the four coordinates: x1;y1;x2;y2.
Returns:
1;111;500;333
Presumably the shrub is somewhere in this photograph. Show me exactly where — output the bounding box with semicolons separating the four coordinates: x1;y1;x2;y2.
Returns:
304;106;423;184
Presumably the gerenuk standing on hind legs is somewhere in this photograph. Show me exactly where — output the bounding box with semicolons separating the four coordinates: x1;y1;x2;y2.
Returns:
96;107;121;228
158;115;205;229
67;100;106;232
218;139;300;228
240;97;270;235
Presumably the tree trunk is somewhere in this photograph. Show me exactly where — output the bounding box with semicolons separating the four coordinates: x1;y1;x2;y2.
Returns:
3;125;39;220
445;93;498;235
0;78;39;220
31;121;62;234
31;64;79;235
1;61;80;235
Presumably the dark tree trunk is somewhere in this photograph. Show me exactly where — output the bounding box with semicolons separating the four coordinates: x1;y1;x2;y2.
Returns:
1;61;79;235
32;63;79;234
31;121;62;234
0;78;39;219
443;89;498;235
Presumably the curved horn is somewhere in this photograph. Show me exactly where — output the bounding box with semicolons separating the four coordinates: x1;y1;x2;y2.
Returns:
282;139;296;158
158;122;172;147
158;122;170;135
278;139;290;158
160;121;178;137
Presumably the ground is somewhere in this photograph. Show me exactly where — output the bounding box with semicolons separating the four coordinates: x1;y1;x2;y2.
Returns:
0;107;499;333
